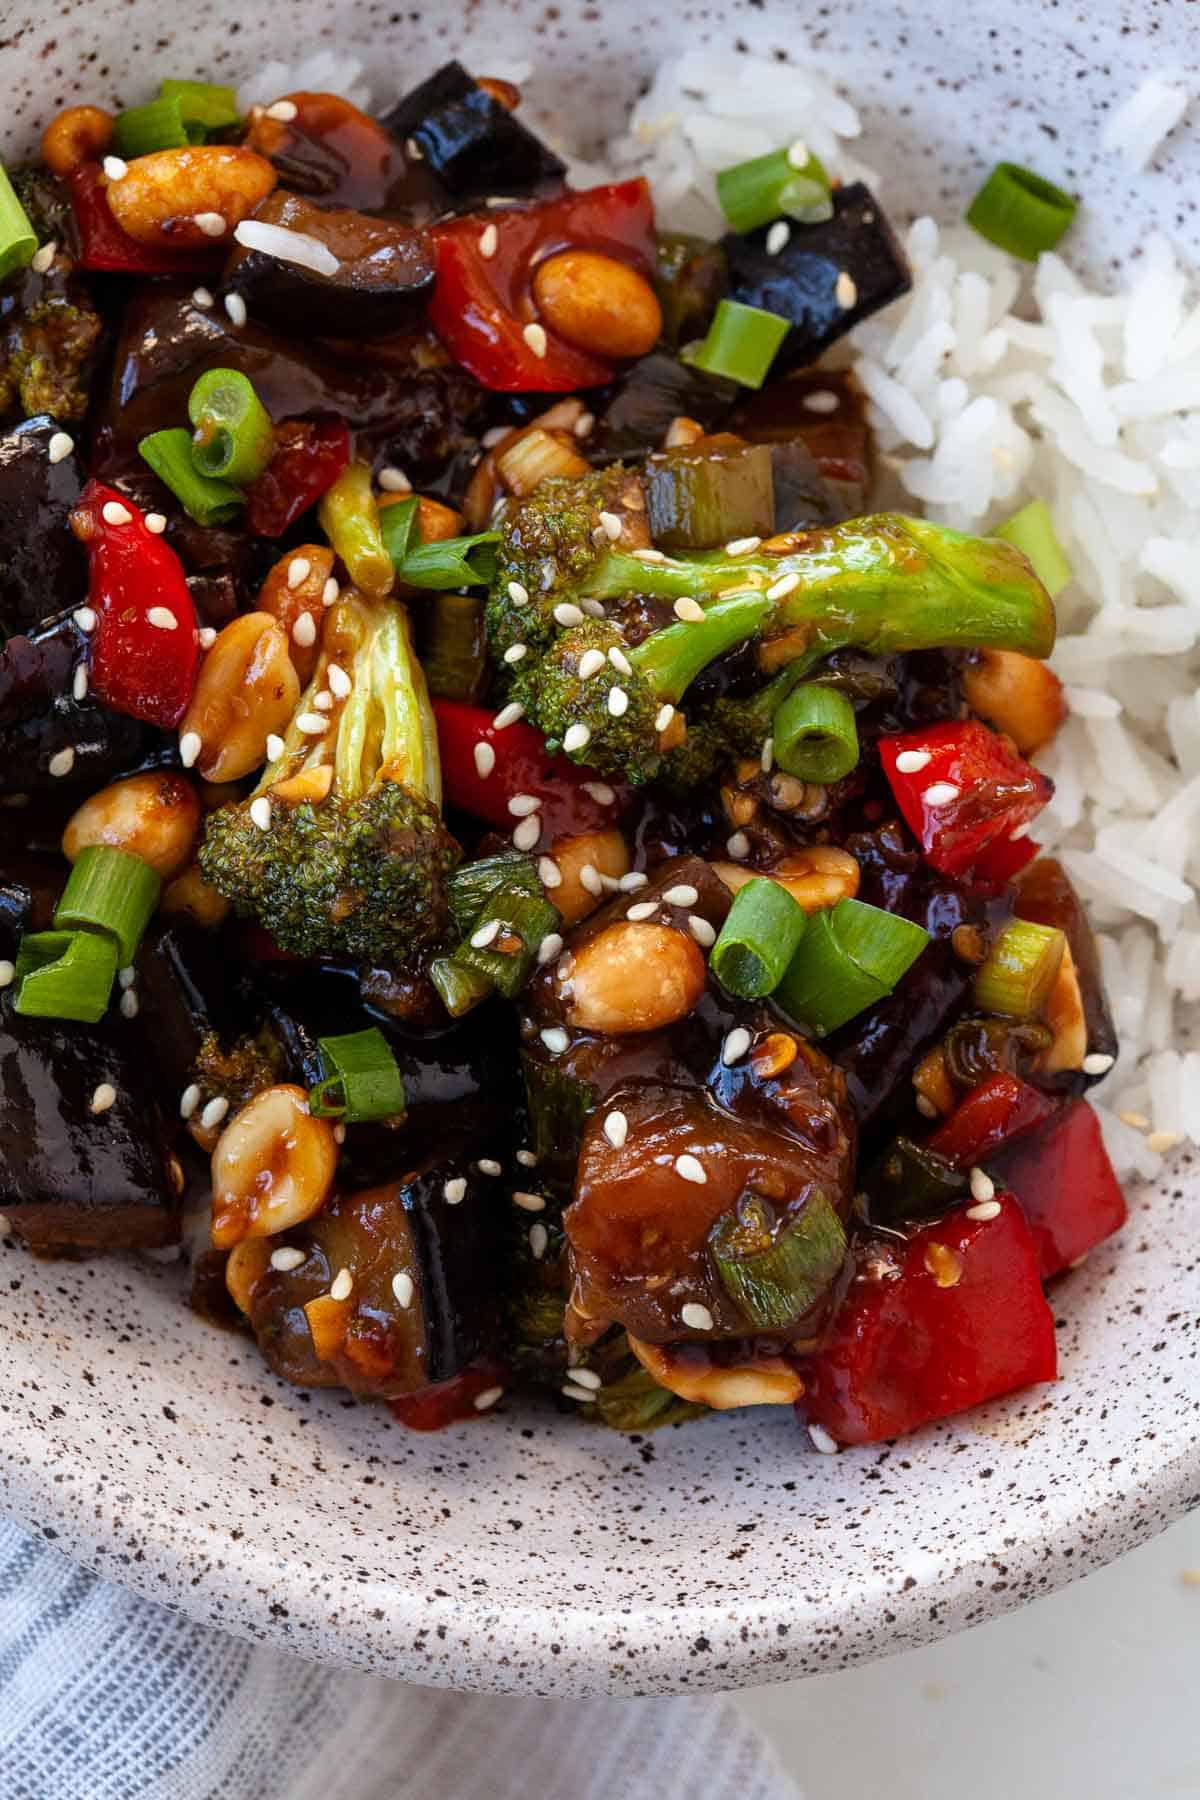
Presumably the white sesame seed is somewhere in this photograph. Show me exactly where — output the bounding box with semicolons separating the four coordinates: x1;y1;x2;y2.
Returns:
476;1159;503;1177
102;500;132;526
322;577;339;607
538;858;562;891
326;662;351;701
575;412;595;439
405;136;423;158
726;831;751;859
523;322;548;358
194;211;227;237
249;796;272;831
581;781;615;804
835;270;858;309
895;749;932;774
198;626;217;649
603;1109;628;1149
119;988;139;1020
179;1083;201;1120
295;712;327;735
265;98;299;121
766;220;791;255
540;1026;569;1054
479;223;499;258
516;1149;537;1167
377;465;411;493
118;966;137;990
224;293;247;327
675;1154;707;1185
0;960;15;990
563;723;592;754
725;536;762;556
494;700;525;730
73;606;97;633
147;606;177;631
146;512;170;538
512;815;540;851
192;287;214;309
966;1199;1003;1222
507;792;542;818
654;703;676;734
333;1123;346;1144
562;1382;597;1404
391;1270;415;1307
200;1096;229;1130
31;240;57;273
722;1027;751;1066
553;602;585;628
504;643;528;664
681;1301;714;1329
915;1094;938;1119
265;734;285;764
607;686;629;718
766;571;800;602
1146;1130;1181;1154
329;1266;353;1301
1082;1052;1116;1076
808;1422;840;1455
90;1082;117;1114
1119;1110;1150;1131
673;597;705;622
607;645;633;677
923;782;960;807
577;649;606;681
688;915;716;948
47;430;74;464
507;579;530;607
663;883;700;907
102;155;128;181
471;919;502;949
619;871;648;892
598;510;623;540
287;556;311;590
473;1385;504;1411
626;901;657;921
570;1367;603;1391
271;1245;306;1272
72;664;88;703
48;747;75;778
786;138;810;169
632;547;667;564
580;599;607;618
803;389;840;414
481;426;509;449
444;1176;467;1204
579;863;603;896
473;741;496;779
513;1190;547;1214
969;1167;996;1203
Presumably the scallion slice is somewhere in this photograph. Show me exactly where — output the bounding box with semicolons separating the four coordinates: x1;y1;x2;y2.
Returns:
710;1189;846;1329
448;852;539;936
397;531;502;591
717;144;834;234
378;494;420;568
996;498;1072;599
972;917;1065;1019
452;884;560;1001
710;877;807;999
772;681;860;783
112;95;191;158
0;165;38;283
159;78;241;133
966;162;1077;261
53;845;162;965
682;299;790;390
187;367;275;485
775;897;930;1036
138;428;245;526
309;1027;406;1122
13;929;119;1023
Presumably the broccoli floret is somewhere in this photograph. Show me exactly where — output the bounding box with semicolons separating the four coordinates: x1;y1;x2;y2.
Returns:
193;1025;286;1115
199;593;459;965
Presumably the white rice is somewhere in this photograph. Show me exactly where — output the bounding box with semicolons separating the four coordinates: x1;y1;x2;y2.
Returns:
1101;75;1192;172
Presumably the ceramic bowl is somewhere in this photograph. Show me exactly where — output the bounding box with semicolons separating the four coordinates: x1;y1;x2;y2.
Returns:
2;0;1198;1699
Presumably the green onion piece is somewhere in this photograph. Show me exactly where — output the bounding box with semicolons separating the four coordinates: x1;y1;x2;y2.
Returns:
448;851;540;936
682;299;790;390
379;494;420;568
716;144;834;234
710;1189;846;1330
138;428;244;527
521;1050;595;1168
0;165;38;284
159;77;240;133
318;462;394;597
397;531;502;591
973;917;1065;1019
13;929;119;1023
428;956;495;1019
452;885;560;1001
995;498;1072;599
112;95;190;158
710;877;807;999
775;897;930;1036
422;592;488;701
187;367;275;486
309;1027;406;1122
772;681;860;783
966;162;1077;261
595;1359;709;1431
53;845;162;965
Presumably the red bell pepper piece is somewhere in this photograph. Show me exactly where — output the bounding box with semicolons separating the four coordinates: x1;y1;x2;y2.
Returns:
798;1195;1057;1446
244;417;351;537
926;1073;1055;1170
879;720;1053;881
969;831;1041;890
985;1099;1127;1279
428;178;658;392
388;1357;511;1431
433;697;627;841
70;481;200;729
67;163;222;276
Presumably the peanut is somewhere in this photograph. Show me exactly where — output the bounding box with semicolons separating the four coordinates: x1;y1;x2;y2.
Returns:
563;921;706;1034
225;1238;273;1316
105;145;277;249
211;1084;338;1250
62;771;200;879
161;862;231;929
628;1336;803;1409
963;648;1067;755
531;250;663;360
41;105;114;176
545;829;630;926
712;846;860;914
179;612;300;783
255;545;334;685
662;415;705;449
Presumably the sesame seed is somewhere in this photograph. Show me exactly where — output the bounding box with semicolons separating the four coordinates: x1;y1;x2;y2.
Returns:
444;1177;467;1204
895;749;932;774
538;857;562;890
493;700;525;730
473;1386;504;1411
1146;1130;1181;1154
540;1026;569;1054
326;662;351;701
513;1190;547;1212
287;556;311;590
619;871;648;892
523;322;548;358
271;1246;306;1272
766;220;791;255
377;465;411;493
835;270;858;309
512;815;540;851
1119;1110;1150;1130
471;919;502;949
192;287;214;309
194;211;227;237
966;1199;1003;1221
249;796;272;831
103;155;128;181
598;510;623;540
473;741;496;778
265;733;285;763
579;863;603;895
31;240;57;273
90;1082;117;1114
626;900;657;921
333;1123;346;1143
102;500;132;526
562;1382;597;1404
581;781;615;804
507;579;530;606
322;577;339;607
766;571;800;602
577;649;606;681
516;1148;537;1167
507;792;542;817
224;293;247;327
722;1027;751;1066
48;747;75;778
725;536;762;555
476;1158;503;1177
529;1222;549;1261
554;602;585;628
608;645;633;677
200;1096;229;1131
147;606;177;631
392;1270;415;1307
405;136;423;158
72;664;88;703
266;98;299;121
198;627;217;649
654;703;676;734
0;961;14;990
673;597;705;623
295;712;327;735
632;547;667;564
47;430;74;464
923;782;960;806
726;831;751;859
675;1154;707;1185
73;607;97;632
603;1110;628;1148
808;1423;840;1454
146;512;170;538
607;686;629;718
803;389;840;414
575;412;595;439
563;723;592;754
479;223;499;258
663;883;699;907
571;1367;603;1391
118;966;137;990
1082;1052;1116;1076
503;643;528;664
680;1301;713;1329
969;1167;996;1202
915;1094;938;1119
580;599;607;618
689;915;716;948
120;988;139;1019
786;138;810;169
179;1083;201;1120
481;426;509;449
329;1267;353;1301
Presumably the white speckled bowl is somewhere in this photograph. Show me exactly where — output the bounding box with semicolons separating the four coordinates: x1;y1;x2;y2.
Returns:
3;0;1199;1699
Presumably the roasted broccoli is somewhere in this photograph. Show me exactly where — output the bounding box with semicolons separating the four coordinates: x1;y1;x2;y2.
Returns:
489;478;1057;781
199;593;459;965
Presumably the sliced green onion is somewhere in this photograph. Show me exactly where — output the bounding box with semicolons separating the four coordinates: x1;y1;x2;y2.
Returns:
448;852;539;936
397;531;501;591
53;845;162;965
429;956;495;1019
716;144;834;234
595;1360;708;1431
452;885;560;1001
0;165;38;284
319;462;393;597
138;428;244;527
159;77;241;133
309;1027;406;1122
187;367;275;486
772;681;860;783
422;592;488;700
521;1051;594;1167
775;897;930;1036
966;162;1077;261
112;95;190;158
973;917;1065;1019
710;1188;846;1329
682;299;790;390
13;929;119;1023
710;877;807;999
869;1136;969;1228
378;494;420;568
996;498;1072;599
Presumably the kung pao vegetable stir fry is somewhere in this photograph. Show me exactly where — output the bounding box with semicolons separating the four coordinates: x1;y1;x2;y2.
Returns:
0;66;1125;1446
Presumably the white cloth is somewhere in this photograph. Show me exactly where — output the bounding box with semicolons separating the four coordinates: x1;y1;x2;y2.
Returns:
0;1519;801;1800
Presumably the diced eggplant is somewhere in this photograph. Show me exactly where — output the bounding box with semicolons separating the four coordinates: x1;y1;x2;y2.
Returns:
135;920;256;1105
731;368;871;517
654;232;728;348
245;90;443;217
0;415;88;638
225;190;435;337
768;441;846;531
379;61;566;207
586;351;737;465
643;436;775;550
723;184;911;374
0;612;149;791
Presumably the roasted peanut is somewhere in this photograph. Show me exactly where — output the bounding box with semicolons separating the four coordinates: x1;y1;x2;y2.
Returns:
161;862;231;929
1040;939;1087;1074
179;612;300;782
462;453;498;532
962;649;1067;755
628;1336;803;1409
255;545;334;684
105;145;277;248
41;105;114;175
271;766;334;806
913;1045;955;1117
662;415;705;449
544;829;630;925
225;1238;274;1316
304;1292;353;1362
63;771;201;879
712;846;860;914
412;495;464;542
531;250;663;360
563;921;706;1033
211;1084;338;1250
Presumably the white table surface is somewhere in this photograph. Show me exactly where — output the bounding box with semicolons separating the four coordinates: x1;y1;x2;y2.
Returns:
736;1511;1200;1799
